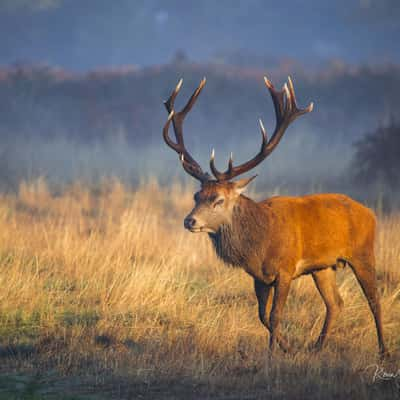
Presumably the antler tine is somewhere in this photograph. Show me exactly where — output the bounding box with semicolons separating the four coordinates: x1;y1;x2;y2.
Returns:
283;83;292;113
162;110;179;152
228;152;233;172
210;75;313;181
209;148;217;177
164;78;183;113
162;78;210;182
287;76;297;110
259;118;268;144
182;77;206;116
286;76;314;118
264;76;285;123
209;149;234;179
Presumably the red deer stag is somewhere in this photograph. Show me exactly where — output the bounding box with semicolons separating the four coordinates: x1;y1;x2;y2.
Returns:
162;76;387;358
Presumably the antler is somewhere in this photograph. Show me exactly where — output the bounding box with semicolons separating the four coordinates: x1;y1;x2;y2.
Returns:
163;78;211;182
209;76;313;181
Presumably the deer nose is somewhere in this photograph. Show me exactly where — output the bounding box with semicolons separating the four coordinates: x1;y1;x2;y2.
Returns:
184;216;197;230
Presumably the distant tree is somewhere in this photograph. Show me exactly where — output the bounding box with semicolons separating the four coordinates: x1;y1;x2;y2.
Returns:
352;118;400;187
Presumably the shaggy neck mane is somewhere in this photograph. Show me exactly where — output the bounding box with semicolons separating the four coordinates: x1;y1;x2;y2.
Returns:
209;195;269;268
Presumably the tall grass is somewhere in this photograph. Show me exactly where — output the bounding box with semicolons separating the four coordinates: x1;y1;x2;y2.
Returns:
0;179;399;399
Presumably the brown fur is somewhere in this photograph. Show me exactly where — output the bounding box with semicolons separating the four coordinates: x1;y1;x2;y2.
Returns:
186;182;387;358
164;75;387;358
209;195;269;270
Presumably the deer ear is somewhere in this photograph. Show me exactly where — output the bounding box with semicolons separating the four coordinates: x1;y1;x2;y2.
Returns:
233;175;257;195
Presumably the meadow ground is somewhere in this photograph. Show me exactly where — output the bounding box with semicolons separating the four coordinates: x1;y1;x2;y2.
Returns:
0;178;399;399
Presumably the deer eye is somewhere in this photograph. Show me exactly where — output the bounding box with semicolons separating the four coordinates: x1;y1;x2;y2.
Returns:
214;198;224;208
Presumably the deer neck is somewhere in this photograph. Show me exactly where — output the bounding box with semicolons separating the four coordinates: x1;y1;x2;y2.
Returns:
209;196;269;268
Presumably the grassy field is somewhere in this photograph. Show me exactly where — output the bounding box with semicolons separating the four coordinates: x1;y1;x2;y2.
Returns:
0;179;399;399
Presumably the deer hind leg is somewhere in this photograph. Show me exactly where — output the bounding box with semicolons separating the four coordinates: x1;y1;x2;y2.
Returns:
348;258;388;359
254;279;291;353
311;268;344;350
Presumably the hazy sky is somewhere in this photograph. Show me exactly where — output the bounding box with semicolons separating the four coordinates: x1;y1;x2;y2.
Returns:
0;0;399;70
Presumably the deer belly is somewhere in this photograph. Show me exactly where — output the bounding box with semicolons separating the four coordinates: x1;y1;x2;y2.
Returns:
293;256;340;278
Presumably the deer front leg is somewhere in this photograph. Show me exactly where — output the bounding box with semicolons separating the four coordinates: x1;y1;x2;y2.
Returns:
269;274;291;354
254;279;291;353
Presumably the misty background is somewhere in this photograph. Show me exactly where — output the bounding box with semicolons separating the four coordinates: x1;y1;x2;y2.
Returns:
0;0;399;205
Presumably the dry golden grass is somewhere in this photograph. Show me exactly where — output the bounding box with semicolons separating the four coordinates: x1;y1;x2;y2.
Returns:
0;178;399;399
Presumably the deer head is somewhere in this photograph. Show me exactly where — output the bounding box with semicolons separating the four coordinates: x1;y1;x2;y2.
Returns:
162;76;313;233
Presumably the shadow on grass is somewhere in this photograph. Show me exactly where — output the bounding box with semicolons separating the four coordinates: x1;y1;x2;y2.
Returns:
0;341;399;399
0;343;37;359
0;372;108;399
0;311;398;400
